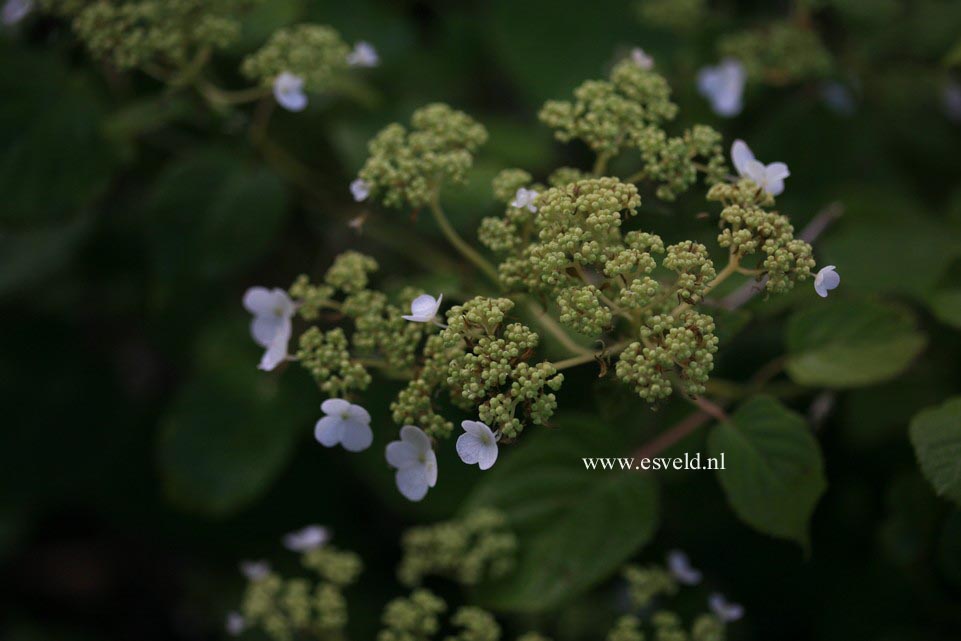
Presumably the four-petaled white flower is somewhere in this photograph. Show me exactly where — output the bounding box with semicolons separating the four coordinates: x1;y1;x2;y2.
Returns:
709;593;744;623
385;425;437;501
283;524;331;552
314;399;373;452
456;420;499;470
243;287;295;371
273;72;308;112
239;559;270;581
402;293;443;324
630;47;654;70
2;0;32;25
666;549;702;585
731;139;790;196
350;178;370;202
225;611;246;636
697;58;746;118
814;265;840;298
346;41;379;68
511;187;538;212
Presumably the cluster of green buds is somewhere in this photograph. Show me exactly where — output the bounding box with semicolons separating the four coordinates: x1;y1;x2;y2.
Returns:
38;0;255;71
718;22;832;85
635;0;705;32
242;24;350;92
237;545;362;641
398;508;517;587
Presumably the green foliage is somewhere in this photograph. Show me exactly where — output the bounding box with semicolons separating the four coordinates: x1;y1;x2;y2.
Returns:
910;397;961;506
785;299;927;388
467;417;658;611
708;396;827;548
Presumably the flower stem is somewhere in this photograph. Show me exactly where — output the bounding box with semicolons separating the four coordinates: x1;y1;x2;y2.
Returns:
671;253;740;316
551;340;631;371
427;195;500;284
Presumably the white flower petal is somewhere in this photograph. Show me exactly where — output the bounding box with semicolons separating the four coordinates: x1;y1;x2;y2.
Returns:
243;286;274;315
314;415;346;447
250;315;283;348
386;440;418;468
667;550;702;585
283;525;330;552
346;403;371;424
408;294;440;320
239;560;270;581
258;318;291;371
400;425;431;453
225;611;246;636
274;72;308;112
814;265;840;298
766;162;790;182
424;449;438;486
730;140;754;177
709;593;744;622
350;178;370;202
456;431;483;465
476;442;498;470
698;58;746;118
630;47;653;70
321;398;352;416
346;41;379;67
2;0;32;25
340;419;373;452
395;466;430;501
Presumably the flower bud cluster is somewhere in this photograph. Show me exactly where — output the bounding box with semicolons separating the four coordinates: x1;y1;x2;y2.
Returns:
242;24;350;91
240;545;361;641
448;607;502;641
358;104;488;209
379;589;447;641
636;0;705;32
615;311;719;401
398;509;517;587
718;23;832;86
45;0;248;70
438;298;564;439
707;182;815;294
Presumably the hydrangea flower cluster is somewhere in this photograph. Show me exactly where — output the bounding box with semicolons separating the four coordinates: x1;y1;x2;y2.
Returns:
242;24;351;93
39;0;252;70
397;508;517;587
718;23;832;86
357;103;489;209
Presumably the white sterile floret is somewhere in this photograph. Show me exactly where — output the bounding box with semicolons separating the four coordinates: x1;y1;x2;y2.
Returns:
731;139;790;196
709;593;744;622
239;560;271;581
243;287;296;371
282;524;331;552
402;294;443;324
697;58;747;117
456;420;499;470
314;399;373;452
273;72;308;112
350;178;370;202
2;0;32;26
666;549;702;585
510;187;539;213
630;47;654;70
225;612;246;636
346;41;379;67
385;425;437;502
814;265;840;298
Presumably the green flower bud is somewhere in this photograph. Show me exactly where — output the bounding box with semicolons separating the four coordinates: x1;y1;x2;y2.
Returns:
242;24;351;91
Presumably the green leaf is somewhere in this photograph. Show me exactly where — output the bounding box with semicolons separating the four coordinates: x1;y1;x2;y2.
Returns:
158;321;314;516
708;396;826;548
465;416;658;612
786;299;926;388
0;46;117;228
928;289;961;330
909;397;961;506
0;215;92;297
143;149;288;292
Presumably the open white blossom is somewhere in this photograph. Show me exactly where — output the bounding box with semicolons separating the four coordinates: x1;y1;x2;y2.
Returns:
666;549;702;585
2;0;31;25
630;47;654;70
283;524;331;552
225;612;246;636
239;560;270;581
273;72;308;112
243;287;295;371
350;178;370;202
402;293;443;324
456;420;498;470
814;265;840;298
385;425;437;502
314;399;373;452
346;41;379;67
510;187;538;213
731;139;790;196
709;593;744;622
697;58;746;117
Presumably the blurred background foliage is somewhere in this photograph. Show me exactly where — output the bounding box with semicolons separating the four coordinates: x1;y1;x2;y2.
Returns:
2;0;961;639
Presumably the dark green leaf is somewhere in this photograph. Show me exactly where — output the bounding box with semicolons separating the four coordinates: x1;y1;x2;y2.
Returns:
909;397;961;506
